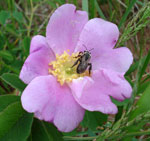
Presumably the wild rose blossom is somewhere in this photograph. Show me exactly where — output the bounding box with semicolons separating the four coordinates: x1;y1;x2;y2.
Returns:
20;4;133;132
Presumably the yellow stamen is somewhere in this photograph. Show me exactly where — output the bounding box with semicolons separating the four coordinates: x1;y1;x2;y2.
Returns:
49;50;90;85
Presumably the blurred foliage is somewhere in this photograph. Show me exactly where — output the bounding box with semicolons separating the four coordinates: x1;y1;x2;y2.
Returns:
0;0;150;140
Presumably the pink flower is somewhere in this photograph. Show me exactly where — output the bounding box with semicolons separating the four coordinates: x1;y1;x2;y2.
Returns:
20;4;133;132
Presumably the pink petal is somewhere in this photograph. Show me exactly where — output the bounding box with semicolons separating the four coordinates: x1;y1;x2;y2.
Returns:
69;77;118;114
75;18;119;53
19;35;55;84
46;4;88;55
93;47;133;73
29;35;50;53
92;69;132;101
69;69;132;114
74;18;133;73
21;75;85;132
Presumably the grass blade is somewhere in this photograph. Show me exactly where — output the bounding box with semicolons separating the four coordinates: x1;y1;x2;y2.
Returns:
95;0;106;20
119;0;137;29
139;51;150;81
82;0;88;14
89;0;95;19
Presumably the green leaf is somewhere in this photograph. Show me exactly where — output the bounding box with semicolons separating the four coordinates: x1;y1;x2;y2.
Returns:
138;80;150;94
54;0;65;5
0;95;20;112
128;51;150;106
62;129;77;137
1;73;26;92
13;11;23;23
0;35;5;47
0;50;14;61
115;106;123;122
0;101;24;138
111;98;130;106
0;11;10;25
121;81;150;139
137;0;144;6
139;51;150;81
0;95;33;141
23;37;31;57
11;60;24;71
1;112;33;141
30;119;63;141
46;1;57;8
125;53;148;76
81;111;107;130
5;24;19;37
129;83;150;120
72;0;77;6
32;0;41;2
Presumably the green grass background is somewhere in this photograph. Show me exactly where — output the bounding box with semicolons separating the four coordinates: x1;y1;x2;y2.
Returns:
0;0;150;140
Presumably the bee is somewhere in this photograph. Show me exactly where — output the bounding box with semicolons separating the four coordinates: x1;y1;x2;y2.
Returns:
71;45;93;75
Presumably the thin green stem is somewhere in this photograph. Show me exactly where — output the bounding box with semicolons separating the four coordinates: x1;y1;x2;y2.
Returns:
108;130;150;139
27;0;34;37
63;136;96;140
27;0;47;36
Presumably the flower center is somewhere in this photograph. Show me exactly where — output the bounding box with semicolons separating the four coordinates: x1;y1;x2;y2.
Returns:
49;50;89;85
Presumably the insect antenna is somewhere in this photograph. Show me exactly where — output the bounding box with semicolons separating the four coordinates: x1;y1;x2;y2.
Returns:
83;44;88;50
82;44;94;52
89;48;94;51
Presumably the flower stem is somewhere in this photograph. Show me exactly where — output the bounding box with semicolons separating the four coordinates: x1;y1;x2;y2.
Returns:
63;136;97;140
108;130;150;140
27;0;34;37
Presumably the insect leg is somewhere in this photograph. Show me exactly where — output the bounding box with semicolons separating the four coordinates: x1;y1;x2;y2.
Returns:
79;51;83;55
71;58;81;68
88;63;92;75
74;51;83;58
